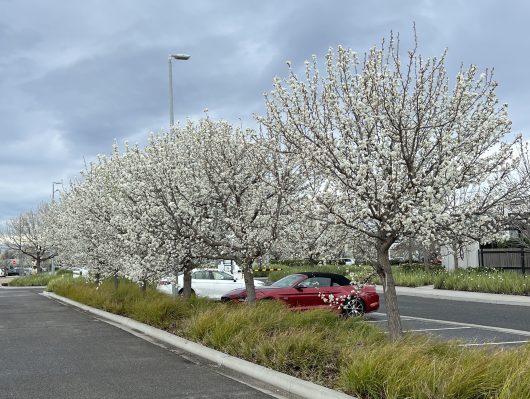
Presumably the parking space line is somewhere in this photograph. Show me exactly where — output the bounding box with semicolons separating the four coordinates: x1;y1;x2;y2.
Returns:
372;312;530;337
460;340;530;347
405;327;472;332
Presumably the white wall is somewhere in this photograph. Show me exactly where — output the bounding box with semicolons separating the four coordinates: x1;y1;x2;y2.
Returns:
441;241;480;271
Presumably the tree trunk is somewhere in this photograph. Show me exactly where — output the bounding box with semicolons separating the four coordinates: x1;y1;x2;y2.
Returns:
376;240;402;341
242;260;257;304
114;271;119;289
35;257;42;274
140;279;147;293
451;244;460;271
95;272;101;285
182;266;193;299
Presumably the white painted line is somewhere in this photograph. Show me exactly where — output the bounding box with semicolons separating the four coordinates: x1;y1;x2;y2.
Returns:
404;327;472;332
372;312;530;337
365;319;387;323
460;340;530;347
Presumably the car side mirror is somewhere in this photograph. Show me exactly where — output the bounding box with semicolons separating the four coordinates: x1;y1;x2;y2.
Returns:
295;284;304;290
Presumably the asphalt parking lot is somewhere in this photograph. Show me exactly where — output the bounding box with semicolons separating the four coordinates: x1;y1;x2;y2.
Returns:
0;287;289;399
369;292;530;347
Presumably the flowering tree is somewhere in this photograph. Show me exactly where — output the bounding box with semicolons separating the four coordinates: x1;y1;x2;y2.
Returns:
119;135;211;297
167;118;300;303
259;33;527;340
3;204;55;272
271;187;353;263
49;151;136;285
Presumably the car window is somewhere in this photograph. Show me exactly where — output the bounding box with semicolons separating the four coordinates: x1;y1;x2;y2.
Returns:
271;274;304;288
192;271;211;280
297;277;332;288
212;271;234;280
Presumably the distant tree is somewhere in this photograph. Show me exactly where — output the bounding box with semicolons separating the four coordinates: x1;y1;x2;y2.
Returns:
3;205;55;272
259;31;529;340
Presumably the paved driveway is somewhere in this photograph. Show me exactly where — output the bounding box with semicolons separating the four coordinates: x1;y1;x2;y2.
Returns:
0;288;283;399
372;294;530;347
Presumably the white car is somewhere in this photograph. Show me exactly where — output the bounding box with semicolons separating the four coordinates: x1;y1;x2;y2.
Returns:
157;269;265;299
71;267;90;278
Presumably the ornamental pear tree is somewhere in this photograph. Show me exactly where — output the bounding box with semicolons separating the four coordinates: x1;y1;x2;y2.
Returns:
271;181;355;263
259;32;528;340
120;133;213;297
3;204;56;272
54;151;133;285
169;118;300;303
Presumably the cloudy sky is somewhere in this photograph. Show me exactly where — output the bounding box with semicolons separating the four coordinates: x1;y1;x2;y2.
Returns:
1;0;529;223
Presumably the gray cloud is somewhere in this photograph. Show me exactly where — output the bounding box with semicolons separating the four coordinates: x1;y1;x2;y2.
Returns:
1;0;529;223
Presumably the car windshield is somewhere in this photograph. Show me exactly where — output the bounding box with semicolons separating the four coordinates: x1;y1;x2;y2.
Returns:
270;274;304;288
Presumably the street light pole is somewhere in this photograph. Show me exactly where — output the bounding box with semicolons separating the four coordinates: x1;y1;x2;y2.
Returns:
168;53;190;127
51;181;62;273
52;181;62;203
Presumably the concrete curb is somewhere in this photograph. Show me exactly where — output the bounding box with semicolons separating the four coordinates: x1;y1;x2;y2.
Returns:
376;285;530;307
0;285;47;289
42;291;356;399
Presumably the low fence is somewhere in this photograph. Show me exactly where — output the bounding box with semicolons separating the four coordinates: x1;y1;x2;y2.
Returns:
478;248;530;274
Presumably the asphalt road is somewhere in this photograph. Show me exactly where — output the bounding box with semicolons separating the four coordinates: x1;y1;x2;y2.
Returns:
371;294;530;346
0;288;285;399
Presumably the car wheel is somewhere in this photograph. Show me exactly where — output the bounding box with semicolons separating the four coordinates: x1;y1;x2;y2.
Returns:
341;297;365;317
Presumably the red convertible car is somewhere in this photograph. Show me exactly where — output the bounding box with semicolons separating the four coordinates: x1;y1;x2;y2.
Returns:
221;272;379;316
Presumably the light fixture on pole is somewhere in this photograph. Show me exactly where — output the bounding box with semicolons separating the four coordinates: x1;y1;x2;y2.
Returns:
52;181;62;203
51;181;63;273
168;53;190;127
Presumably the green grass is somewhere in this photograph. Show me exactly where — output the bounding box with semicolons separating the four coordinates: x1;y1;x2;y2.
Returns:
8;271;72;286
434;269;530;295
48;278;530;398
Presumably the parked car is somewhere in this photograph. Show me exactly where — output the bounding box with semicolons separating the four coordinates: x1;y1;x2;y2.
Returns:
157;269;265;300
221;272;379;316
7;267;20;276
0;268;6;277
71;267;90;278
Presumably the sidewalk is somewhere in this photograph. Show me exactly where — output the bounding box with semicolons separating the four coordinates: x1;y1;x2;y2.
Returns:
376;285;530;307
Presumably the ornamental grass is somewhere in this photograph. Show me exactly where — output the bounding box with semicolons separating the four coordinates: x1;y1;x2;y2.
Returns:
48;278;530;399
7;272;66;286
